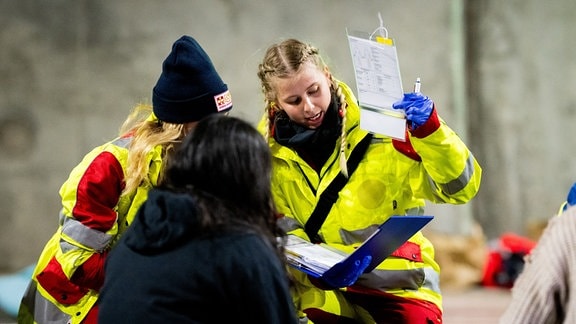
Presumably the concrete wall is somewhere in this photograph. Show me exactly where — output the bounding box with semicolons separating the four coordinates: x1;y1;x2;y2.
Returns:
1;0;575;271
466;0;576;241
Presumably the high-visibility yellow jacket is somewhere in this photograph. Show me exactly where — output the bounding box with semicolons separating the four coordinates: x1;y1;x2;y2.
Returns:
18;134;164;324
260;82;482;310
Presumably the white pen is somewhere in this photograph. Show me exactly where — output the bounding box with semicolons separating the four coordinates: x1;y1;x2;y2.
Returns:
414;77;421;93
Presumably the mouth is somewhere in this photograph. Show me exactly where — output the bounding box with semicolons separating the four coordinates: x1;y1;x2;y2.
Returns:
308;111;322;122
306;111;324;128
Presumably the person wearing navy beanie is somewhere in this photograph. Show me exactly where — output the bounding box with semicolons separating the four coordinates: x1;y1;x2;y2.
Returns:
18;35;232;324
153;35;233;123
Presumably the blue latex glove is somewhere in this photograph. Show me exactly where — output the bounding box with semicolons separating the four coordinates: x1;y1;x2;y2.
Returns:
563;182;576;211
392;92;434;129
320;255;372;288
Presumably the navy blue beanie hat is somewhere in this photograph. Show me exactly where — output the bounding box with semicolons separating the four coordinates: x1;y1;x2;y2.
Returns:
152;35;233;123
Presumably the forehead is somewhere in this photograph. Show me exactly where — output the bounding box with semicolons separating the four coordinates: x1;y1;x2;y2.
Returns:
272;63;326;98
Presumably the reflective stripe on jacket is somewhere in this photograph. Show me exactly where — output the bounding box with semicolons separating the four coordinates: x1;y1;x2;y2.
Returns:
260;81;482;310
18;135;164;324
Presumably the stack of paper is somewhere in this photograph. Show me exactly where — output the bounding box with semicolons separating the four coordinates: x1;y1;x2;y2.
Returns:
284;235;347;275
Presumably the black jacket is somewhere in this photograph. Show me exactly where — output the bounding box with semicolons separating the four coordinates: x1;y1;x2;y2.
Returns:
98;189;297;323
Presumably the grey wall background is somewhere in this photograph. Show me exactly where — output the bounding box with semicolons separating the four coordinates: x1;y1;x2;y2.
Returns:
1;0;575;272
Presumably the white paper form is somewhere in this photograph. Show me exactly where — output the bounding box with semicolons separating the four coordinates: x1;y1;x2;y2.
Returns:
347;31;407;140
284;235;347;275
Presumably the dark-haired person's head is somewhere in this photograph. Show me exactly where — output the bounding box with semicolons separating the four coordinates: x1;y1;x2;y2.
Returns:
163;115;276;232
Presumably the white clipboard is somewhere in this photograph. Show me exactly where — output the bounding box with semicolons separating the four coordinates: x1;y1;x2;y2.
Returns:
347;17;407;141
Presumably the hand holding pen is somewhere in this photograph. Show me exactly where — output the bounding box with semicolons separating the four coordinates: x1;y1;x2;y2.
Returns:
392;77;433;129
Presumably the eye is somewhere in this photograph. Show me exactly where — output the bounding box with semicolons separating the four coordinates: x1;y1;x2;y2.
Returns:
307;86;320;95
286;97;302;105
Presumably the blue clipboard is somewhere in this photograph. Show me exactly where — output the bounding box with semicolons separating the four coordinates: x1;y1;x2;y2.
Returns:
301;215;433;278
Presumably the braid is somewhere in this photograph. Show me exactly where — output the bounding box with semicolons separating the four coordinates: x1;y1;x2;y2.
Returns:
257;62;279;142
299;43;319;66
262;97;274;140
330;76;349;177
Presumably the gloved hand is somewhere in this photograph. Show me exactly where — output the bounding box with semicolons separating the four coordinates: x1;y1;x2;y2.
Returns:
392;92;434;129
320;255;372;289
563;182;576;211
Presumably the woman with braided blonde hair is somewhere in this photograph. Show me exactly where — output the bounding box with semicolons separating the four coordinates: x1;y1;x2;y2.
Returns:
257;38;482;323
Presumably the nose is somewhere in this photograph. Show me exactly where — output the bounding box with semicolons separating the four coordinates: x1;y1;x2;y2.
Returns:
303;96;314;113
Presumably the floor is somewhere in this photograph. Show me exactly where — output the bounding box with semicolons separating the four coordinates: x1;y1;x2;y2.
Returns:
443;287;511;323
0;287;512;324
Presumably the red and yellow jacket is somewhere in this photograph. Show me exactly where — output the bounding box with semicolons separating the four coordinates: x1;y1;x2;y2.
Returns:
19;134;164;324
259;82;482;313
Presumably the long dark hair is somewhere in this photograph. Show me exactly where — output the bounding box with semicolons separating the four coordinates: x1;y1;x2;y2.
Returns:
161;114;283;254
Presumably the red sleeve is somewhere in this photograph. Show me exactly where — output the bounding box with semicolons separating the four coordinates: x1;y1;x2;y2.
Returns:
410;106;440;138
70;251;109;291
72;151;125;231
392;133;422;161
391;107;440;161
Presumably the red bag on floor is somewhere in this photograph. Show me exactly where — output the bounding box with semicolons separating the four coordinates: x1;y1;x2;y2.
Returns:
481;232;536;288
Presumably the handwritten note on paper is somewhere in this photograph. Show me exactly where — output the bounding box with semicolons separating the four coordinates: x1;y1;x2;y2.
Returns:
348;33;407;140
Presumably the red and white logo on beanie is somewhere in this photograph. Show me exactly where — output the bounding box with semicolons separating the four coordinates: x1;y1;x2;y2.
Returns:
214;90;232;112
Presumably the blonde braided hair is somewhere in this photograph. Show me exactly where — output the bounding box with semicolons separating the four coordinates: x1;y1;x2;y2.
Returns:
257;39;350;176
